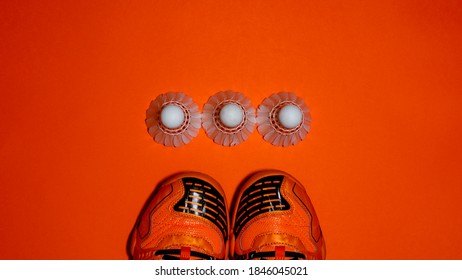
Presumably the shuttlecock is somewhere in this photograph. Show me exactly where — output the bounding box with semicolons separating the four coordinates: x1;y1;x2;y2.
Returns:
202;91;256;146
256;92;311;147
146;92;201;147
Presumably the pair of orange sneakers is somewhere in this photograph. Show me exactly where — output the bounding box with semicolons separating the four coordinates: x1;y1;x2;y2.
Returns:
129;170;326;260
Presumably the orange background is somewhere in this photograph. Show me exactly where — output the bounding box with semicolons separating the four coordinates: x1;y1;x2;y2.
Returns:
1;0;461;259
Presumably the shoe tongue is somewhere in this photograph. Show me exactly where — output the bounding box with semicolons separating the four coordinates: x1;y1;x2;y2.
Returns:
179;246;191;260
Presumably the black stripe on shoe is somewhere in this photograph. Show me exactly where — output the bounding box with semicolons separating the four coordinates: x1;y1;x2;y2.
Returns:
234;175;290;236
174;177;228;243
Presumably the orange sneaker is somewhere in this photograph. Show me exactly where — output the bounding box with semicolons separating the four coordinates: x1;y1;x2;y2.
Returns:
129;172;229;260
230;170;326;260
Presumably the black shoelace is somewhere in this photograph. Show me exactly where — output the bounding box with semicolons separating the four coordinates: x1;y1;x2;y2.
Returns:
247;250;306;260
154;249;216;260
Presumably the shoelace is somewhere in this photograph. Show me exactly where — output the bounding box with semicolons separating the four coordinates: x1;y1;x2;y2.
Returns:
248;246;306;260
154;248;216;260
235;246;306;260
248;250;306;260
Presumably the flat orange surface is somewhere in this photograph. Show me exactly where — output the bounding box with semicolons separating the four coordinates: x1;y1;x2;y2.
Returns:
1;0;461;259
